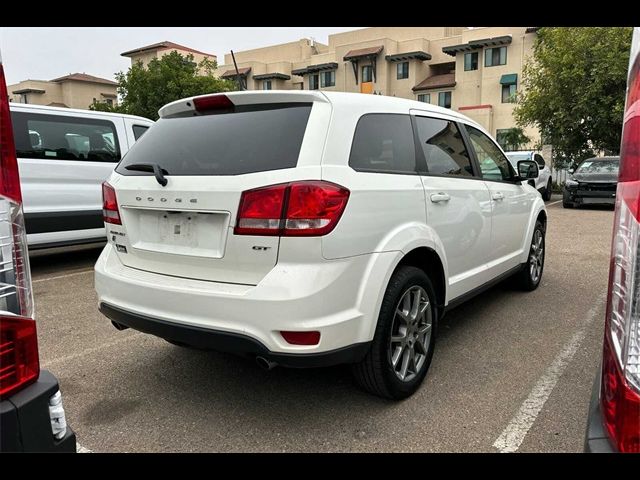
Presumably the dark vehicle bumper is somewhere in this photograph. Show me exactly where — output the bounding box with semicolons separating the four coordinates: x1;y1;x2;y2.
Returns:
0;370;76;452
584;366;616;453
563;186;616;206
99;302;371;368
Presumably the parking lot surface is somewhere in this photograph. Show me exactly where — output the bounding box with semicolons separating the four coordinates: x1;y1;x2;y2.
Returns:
31;197;614;452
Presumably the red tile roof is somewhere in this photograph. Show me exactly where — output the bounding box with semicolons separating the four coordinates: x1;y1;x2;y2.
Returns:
121;41;215;58
220;67;252;78
413;73;456;91
50;73;117;86
343;45;384;61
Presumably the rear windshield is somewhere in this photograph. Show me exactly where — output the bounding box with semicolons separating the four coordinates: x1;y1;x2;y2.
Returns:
116;103;312;176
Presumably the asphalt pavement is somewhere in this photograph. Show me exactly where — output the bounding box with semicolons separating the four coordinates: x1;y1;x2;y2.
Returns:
30;196;615;452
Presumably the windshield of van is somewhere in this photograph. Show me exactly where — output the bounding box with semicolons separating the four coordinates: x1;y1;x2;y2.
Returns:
116;103;312;176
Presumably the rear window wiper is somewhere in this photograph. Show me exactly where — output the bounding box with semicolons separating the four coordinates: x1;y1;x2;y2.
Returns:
124;162;169;186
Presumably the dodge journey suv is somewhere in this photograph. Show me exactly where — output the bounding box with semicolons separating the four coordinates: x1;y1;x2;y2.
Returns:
95;91;546;399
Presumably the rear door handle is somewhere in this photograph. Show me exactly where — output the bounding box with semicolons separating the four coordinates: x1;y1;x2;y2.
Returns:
492;192;505;201
430;192;451;203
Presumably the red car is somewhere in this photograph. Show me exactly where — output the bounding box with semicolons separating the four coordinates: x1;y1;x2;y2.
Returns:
584;26;640;453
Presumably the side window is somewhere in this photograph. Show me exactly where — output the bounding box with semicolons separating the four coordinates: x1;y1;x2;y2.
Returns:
11;111;121;162
414;116;474;177
466;126;514;182
534;154;545;168
132;125;149;141
349;114;416;174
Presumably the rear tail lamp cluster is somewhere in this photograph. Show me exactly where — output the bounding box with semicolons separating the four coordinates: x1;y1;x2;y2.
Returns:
102;182;121;225
600;48;640;453
0;61;38;399
234;181;350;237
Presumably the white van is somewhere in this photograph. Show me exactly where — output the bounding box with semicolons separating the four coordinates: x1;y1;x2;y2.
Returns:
10;103;153;249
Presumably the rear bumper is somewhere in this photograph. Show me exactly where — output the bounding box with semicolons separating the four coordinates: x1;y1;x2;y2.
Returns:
95;243;396;356
584;366;616;453
0;370;76;453
100;302;370;367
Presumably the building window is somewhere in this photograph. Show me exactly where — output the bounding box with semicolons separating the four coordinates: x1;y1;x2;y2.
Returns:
485;46;507;67
320;70;335;88
417;94;430;103
263;80;272;90
362;65;373;83
438;91;452;109
397;62;409;79
501;83;517;103
309;74;319;90
106;99;114;106
464;52;479;71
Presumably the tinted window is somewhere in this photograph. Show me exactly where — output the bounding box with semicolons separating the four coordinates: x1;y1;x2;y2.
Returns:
414;116;473;177
116;103;312;176
438;91;452;109
534;154;545;167
467;126;514;182
349;114;416;174
132;125;148;140
11;111;120;162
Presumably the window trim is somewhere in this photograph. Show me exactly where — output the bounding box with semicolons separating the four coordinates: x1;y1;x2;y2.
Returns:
484;46;507;67
396;61;409;80
348;112;421;176
464;52;479;71
460;123;520;184
11;110;122;163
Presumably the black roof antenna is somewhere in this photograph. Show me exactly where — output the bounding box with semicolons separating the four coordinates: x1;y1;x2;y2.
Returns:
230;50;245;91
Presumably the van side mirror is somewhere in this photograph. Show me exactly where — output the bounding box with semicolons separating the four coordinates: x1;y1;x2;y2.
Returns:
568;168;575;174
517;160;539;180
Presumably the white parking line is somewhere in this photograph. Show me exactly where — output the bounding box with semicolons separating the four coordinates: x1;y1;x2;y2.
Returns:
492;294;606;453
42;332;143;369
33;269;93;284
546;200;562;207
77;443;92;453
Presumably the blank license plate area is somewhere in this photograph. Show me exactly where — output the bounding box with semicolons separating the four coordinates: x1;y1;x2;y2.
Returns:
129;209;229;258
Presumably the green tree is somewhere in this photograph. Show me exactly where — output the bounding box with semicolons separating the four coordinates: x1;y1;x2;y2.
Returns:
89;100;122;113
114;51;237;120
514;27;633;165
498;127;531;151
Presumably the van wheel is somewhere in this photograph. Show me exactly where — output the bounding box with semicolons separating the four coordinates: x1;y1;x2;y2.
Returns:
517;220;545;291
542;180;552;201
352;266;437;400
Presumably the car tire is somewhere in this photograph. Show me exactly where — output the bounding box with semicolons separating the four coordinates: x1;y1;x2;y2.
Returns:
517;220;546;291
352;266;438;400
562;200;574;208
542;180;553;201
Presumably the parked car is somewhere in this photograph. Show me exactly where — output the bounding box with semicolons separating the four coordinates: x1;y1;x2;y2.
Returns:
506;150;553;200
584;27;639;453
10;103;153;249
95;91;546;399
563;156;620;208
0;53;76;452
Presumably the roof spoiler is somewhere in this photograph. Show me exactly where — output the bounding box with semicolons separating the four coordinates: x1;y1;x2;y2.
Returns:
159;91;329;118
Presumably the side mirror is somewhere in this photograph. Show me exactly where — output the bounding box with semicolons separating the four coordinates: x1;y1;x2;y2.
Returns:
517;160;539;180
568;168;575;174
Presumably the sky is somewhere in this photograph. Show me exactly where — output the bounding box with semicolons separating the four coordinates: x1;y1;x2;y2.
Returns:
0;27;360;85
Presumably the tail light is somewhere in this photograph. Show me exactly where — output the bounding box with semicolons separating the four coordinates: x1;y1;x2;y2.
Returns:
600;46;640;453
234;181;350;237
102;182;121;225
193;94;234;113
0;59;38;400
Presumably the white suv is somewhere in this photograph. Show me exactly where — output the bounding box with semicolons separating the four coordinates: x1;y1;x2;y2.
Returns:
95;91;546;399
506;150;553;201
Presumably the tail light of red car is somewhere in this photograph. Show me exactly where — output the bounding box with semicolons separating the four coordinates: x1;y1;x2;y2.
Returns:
600;44;640;453
0;58;38;400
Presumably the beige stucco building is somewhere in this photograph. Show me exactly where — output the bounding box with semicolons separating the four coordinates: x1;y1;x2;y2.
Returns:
121;41;216;72
215;27;541;149
8;73;118;110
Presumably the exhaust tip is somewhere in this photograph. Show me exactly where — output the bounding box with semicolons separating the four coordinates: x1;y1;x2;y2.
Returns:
256;356;278;371
111;320;129;331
